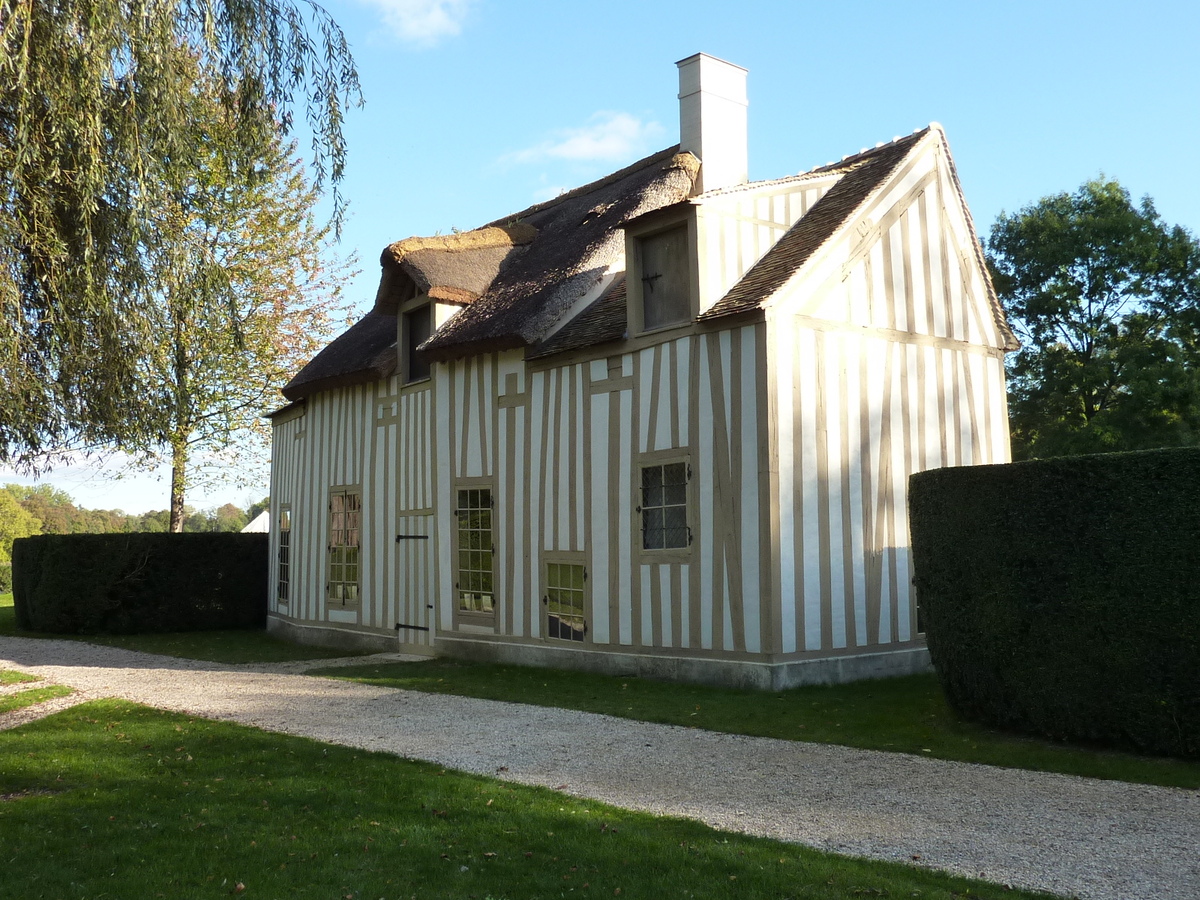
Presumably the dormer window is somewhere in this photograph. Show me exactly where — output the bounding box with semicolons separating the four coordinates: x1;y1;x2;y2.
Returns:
638;227;691;330
625;208;697;336
402;303;433;383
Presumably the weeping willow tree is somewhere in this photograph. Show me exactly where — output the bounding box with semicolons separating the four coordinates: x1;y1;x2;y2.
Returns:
0;0;359;465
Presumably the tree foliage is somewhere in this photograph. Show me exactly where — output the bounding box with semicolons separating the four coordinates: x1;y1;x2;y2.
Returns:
0;487;42;567
112;56;353;529
3;483;265;535
0;0;359;462
988;179;1200;459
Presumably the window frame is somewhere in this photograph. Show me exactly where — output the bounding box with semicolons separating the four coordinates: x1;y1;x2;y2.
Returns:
326;485;362;610
625;208;698;338
635;449;695;563
452;479;497;628
543;554;589;644
398;295;435;387
276;505;292;606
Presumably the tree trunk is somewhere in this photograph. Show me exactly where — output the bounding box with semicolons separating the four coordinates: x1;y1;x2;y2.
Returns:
169;437;188;533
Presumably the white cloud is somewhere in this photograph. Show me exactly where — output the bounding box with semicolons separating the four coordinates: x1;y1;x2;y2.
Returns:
361;0;476;47
504;111;665;166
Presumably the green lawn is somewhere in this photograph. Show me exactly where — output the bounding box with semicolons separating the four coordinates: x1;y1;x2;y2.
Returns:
0;682;73;713
0;667;41;685
0;592;366;665
7;591;1197;789
316;658;1200;790
0;699;1057;900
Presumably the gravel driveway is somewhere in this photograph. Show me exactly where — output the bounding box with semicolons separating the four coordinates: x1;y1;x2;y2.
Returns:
1;635;1196;900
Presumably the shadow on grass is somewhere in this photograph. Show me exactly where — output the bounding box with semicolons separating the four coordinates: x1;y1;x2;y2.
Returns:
0;699;1059;900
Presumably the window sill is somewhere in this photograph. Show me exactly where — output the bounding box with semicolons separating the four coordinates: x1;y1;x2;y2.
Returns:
634;318;694;339
636;547;695;565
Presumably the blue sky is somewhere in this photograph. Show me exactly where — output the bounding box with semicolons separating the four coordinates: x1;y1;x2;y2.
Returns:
5;0;1198;514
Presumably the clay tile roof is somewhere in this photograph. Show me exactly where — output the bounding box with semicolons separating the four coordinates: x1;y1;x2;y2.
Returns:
527;277;628;360
700;131;926;321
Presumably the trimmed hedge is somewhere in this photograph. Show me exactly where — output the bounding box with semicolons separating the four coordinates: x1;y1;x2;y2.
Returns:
12;533;268;634
909;447;1200;759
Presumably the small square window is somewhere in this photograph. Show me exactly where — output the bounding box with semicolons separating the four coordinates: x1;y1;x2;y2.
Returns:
640;462;689;550
546;562;586;642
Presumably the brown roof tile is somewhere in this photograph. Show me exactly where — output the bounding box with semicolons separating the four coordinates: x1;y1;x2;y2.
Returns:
527;277;628;360
700;132;926;321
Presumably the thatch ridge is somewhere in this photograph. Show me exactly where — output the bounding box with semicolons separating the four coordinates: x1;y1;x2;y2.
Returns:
381;223;537;267
484;147;696;228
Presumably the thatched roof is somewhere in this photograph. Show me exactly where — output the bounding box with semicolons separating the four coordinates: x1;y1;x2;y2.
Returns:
420;148;699;360
382;224;539;306
527;277;629;360
283;147;698;400
282;311;396;401
284;126;1012;399
533;133;932;357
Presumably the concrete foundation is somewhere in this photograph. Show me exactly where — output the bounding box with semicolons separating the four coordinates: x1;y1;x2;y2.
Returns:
436;636;933;690
267;615;434;657
269;613;932;689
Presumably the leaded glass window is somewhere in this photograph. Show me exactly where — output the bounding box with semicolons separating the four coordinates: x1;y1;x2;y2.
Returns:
546;562;586;642
640;462;689;550
277;508;292;604
456;488;494;614
328;490;361;607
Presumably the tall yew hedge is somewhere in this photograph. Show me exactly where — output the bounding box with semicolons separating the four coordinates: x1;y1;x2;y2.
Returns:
909;448;1200;759
12;533;268;634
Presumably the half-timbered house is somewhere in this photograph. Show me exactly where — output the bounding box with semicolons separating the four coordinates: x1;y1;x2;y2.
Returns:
267;54;1016;688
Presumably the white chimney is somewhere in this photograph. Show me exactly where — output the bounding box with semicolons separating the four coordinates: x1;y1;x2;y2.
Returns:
676;53;748;194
